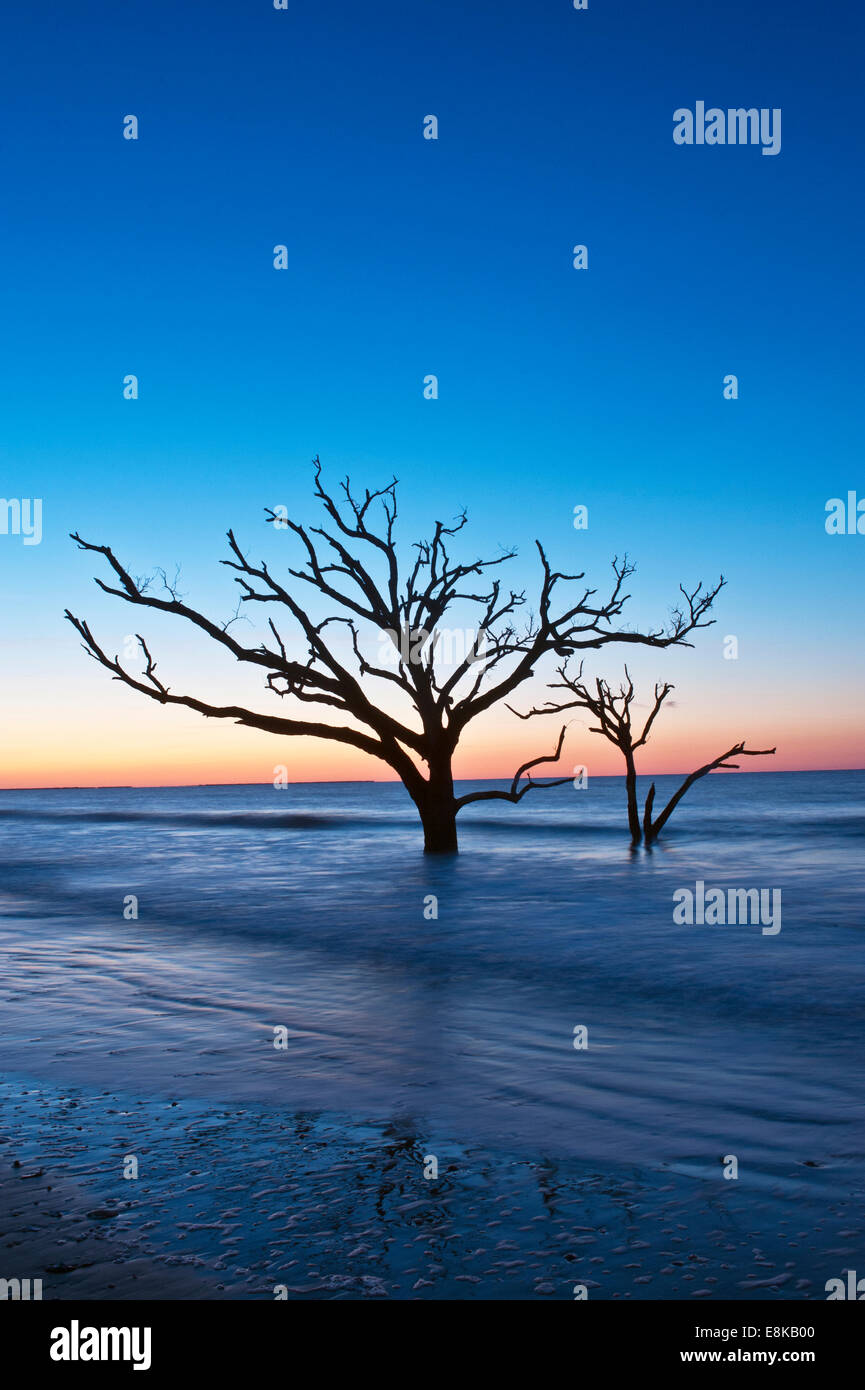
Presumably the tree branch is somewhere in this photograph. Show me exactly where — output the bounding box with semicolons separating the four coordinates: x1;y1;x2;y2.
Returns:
644;742;777;841
455;726;571;809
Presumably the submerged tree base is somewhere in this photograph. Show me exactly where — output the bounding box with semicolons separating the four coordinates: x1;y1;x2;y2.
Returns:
420;805;460;853
423;838;459;854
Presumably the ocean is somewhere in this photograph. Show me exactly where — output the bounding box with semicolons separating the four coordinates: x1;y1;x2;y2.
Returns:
0;770;862;1299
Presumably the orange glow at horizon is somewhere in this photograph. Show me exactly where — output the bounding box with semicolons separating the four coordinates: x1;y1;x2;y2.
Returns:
2;704;863;789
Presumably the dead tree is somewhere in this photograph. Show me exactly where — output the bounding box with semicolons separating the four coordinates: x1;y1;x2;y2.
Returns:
512;664;775;843
65;459;723;853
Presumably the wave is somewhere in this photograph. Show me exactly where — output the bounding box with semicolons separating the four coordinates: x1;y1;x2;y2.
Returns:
0;804;863;839
0;807;396;831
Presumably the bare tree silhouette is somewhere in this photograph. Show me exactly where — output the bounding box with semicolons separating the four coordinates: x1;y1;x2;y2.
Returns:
512;662;775;844
65;460;723;852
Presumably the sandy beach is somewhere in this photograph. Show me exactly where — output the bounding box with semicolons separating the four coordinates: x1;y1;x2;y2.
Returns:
1;1075;857;1300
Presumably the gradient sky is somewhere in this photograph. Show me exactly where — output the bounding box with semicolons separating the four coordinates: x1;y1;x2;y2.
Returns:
1;0;863;787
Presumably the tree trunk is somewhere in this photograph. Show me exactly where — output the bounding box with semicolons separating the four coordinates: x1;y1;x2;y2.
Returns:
624;749;642;843
420;798;459;853
418;759;459;853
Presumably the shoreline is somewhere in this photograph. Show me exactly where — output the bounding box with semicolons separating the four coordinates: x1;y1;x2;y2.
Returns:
1;1076;851;1301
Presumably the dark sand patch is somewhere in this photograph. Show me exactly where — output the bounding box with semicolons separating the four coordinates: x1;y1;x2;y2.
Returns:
1;1079;857;1300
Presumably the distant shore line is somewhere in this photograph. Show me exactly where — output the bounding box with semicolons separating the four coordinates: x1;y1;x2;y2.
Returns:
0;768;863;794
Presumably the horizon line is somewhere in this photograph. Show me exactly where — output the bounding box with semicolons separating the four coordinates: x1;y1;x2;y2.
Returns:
1;767;863;793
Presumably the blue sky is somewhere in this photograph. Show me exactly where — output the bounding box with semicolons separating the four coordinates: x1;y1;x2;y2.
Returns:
1;0;863;783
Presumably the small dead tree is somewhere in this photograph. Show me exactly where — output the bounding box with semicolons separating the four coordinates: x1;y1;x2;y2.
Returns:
512;664;775;843
65;459;723;853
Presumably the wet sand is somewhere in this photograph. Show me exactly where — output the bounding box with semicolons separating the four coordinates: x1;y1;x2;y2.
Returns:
1;1078;856;1300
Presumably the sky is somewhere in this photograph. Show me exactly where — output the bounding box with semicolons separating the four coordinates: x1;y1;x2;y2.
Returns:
0;0;863;787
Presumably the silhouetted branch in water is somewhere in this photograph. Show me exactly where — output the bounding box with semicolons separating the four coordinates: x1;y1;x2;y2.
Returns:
510;660;774;843
642;740;776;843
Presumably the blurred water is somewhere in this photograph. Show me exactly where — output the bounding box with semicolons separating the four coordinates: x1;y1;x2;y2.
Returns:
0;771;862;1192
